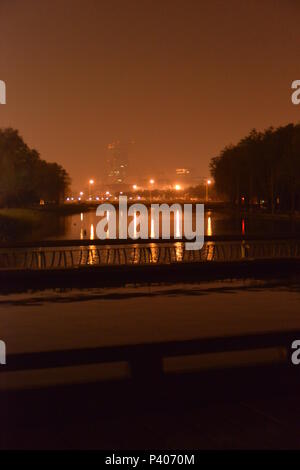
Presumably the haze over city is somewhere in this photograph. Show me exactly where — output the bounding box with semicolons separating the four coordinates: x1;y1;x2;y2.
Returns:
1;0;300;188
2;0;300;455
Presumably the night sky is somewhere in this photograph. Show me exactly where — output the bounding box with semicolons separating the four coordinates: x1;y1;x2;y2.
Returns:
0;0;299;188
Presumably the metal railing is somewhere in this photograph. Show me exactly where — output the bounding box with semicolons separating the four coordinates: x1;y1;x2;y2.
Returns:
0;239;299;270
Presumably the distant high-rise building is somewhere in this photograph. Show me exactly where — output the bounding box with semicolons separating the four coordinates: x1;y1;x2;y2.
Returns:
105;141;127;184
105;140;134;185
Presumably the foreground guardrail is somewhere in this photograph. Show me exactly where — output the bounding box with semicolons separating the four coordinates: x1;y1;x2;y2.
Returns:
0;239;299;270
1;330;298;379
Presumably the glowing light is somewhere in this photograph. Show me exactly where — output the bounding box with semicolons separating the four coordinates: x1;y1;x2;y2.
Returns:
90;224;95;240
132;184;137;190
149;179;155;185
80;213;83;221
89;179;94;185
205;179;211;201
174;184;181;191
175;242;183;262
207;216;212;236
79;191;84;196
105;191;110;195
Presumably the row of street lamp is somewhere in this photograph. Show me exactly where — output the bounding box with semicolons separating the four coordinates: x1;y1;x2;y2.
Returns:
75;178;212;201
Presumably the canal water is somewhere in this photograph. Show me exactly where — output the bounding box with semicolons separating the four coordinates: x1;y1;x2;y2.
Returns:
1;209;300;391
1;278;300;390
45;208;300;241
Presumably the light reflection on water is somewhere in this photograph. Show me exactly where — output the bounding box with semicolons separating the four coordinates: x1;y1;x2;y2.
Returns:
87;245;97;265
45;208;300;241
207;215;212;236
90;224;94;240
74;240;186;266
69;209;206;241
80;210;210;244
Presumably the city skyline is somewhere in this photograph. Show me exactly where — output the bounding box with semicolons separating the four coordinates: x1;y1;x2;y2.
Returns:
1;0;300;454
1;0;300;188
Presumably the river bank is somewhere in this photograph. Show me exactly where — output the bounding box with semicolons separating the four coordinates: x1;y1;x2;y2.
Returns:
0;205;88;242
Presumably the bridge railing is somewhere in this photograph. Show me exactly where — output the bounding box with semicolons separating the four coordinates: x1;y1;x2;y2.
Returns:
2;330;298;375
0;239;299;270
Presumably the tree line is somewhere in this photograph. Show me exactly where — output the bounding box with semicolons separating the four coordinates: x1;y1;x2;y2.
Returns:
210;124;300;212
0;128;70;207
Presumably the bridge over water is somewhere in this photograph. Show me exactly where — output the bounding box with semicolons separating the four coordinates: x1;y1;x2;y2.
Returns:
0;235;300;270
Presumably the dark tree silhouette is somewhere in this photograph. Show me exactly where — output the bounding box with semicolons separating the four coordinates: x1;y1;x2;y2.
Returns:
0;128;70;206
210;124;300;213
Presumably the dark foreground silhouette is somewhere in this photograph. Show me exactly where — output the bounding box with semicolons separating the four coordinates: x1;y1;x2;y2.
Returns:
1;330;300;449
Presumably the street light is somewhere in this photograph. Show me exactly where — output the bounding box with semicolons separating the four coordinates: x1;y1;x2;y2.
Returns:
132;184;137;190
149;179;155;202
174;184;181;191
205;179;211;202
89;179;94;198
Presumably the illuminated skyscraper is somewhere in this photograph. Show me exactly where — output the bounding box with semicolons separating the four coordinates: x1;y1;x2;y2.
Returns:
105;140;132;184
